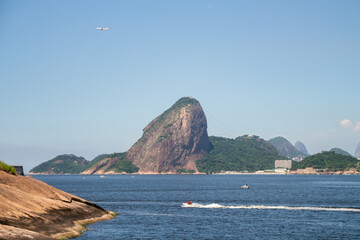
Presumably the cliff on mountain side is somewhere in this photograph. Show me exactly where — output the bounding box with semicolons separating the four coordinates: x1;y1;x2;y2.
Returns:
126;97;212;173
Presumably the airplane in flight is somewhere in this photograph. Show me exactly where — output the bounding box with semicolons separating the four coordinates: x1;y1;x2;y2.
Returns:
96;27;109;31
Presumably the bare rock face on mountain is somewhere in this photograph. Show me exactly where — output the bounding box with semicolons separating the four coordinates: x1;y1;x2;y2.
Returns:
126;97;212;173
79;97;212;174
294;141;309;156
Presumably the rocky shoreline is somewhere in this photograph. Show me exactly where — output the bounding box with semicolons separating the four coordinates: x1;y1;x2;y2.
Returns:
28;169;359;176
0;171;115;240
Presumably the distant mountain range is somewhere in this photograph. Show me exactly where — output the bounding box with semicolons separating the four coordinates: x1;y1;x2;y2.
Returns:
294;141;309;155
268;137;308;161
30;97;290;174
31;135;288;175
28;97;360;174
31;97;212;174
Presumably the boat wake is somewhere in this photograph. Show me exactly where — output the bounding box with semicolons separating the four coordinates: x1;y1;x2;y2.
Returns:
182;202;360;212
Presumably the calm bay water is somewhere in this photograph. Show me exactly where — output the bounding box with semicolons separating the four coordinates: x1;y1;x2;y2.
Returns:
33;175;360;239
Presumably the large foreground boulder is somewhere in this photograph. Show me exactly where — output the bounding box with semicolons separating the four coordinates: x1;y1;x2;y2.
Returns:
0;171;114;239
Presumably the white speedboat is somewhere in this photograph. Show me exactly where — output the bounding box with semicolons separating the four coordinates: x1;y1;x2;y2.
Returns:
182;201;194;207
241;184;250;189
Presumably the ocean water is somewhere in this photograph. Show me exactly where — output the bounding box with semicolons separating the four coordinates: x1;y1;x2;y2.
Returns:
33;175;360;240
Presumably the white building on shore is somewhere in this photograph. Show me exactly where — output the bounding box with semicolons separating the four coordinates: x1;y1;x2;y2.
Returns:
275;160;292;169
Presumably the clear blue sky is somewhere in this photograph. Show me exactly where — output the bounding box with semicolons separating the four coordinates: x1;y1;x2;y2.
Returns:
1;0;360;172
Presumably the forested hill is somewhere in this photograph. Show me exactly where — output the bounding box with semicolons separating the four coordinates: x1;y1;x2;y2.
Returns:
29;154;89;174
292;151;359;171
196;135;287;173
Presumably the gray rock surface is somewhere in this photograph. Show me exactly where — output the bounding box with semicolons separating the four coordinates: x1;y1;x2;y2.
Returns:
294;141;309;155
127;97;212;173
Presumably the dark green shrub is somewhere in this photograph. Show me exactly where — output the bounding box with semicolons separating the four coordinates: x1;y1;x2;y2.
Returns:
0;161;16;175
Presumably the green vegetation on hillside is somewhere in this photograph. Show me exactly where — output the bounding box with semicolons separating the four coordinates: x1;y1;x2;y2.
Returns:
197;135;287;173
30;152;140;174
86;154;111;169
157;132;173;142
30;154;89;174
108;153;139;173
109;160;139;173
177;168;195;174
292;151;359;171
0;160;16;175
